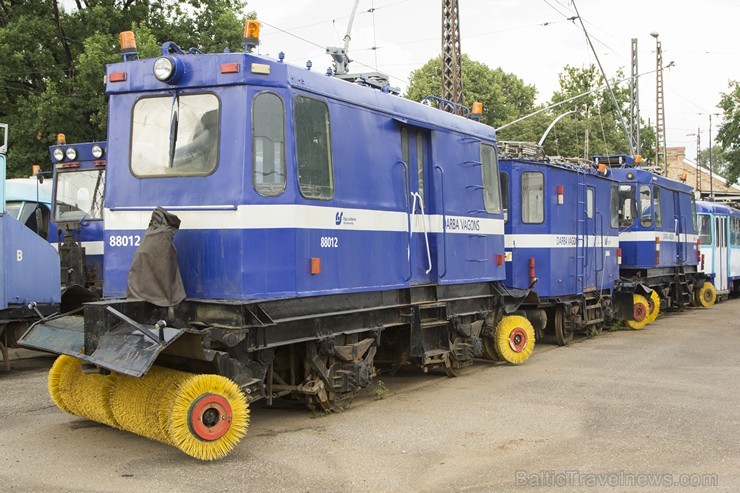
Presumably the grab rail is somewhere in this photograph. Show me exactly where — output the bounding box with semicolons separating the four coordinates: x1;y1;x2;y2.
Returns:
411;191;433;275
434;164;447;278
395;160;412;282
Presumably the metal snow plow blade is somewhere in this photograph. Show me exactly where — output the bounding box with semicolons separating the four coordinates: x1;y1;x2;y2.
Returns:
18;314;86;357
82;306;195;377
19;305;197;377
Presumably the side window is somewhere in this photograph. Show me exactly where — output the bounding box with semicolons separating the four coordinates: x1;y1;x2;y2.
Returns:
21;204;50;239
699;214;712;245
690;195;698;233
416;134;425;203
253;92;286;196
639;185;652;227
617;185;635;228
295;95;334;200
521;171;543;223
481;144;502;214
653;186;662;228
586;187;594;219
610;186;619;228
500;172;509;223
401;128;409;168
732;217;739;246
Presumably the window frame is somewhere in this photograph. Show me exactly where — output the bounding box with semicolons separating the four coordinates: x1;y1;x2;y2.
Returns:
500;171;509;223
520;170;544;224
586;187;594;219
653;186;663;228
698;213;712;246
252;91;287;196
480;143;502;214
294;94;335;201
639;184;652;227
129;92;221;178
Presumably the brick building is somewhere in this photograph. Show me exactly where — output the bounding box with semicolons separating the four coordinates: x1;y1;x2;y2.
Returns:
664;146;740;196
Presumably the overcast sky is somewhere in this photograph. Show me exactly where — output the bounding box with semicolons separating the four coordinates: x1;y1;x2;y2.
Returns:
243;0;738;157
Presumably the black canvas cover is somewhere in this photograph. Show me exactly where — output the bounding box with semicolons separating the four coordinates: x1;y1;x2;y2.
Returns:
126;207;186;307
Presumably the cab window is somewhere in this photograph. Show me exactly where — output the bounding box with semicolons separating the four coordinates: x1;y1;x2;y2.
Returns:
481;144;502;214
698;214;712;245
653;187;663;228
53;169;105;222
617;184;635;228
521;171;543;223
586;188;594;219
500;172;509;222
295;95;334;200
639;185;652;227
131;93;220;177
252;92;286;196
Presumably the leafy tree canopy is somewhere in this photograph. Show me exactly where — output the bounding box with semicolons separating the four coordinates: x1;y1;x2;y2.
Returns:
716;80;740;185
404;54;550;143
0;0;250;177
405;57;651;161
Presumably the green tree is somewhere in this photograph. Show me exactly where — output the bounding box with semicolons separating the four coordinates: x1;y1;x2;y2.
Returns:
542;64;636;159
716;81;740;185
697;145;729;177
0;0;249;178
404;54;547;141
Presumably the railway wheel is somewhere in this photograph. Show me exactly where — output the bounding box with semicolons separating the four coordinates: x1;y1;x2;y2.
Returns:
553;306;573;346
625;294;649;330
695;282;716;307
493;315;535;365
645;290;661;324
166;373;250;461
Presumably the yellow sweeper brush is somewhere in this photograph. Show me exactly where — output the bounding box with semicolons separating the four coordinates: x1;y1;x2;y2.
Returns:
48;356;250;461
493;315;535;365
625;294;650;330
164;373;250;461
645;290;661;324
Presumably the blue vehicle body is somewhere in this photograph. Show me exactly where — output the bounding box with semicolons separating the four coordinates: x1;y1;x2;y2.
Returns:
101;54;505;301
696;200;740;295
597;155;709;307
499;144;627;344
48;141;106;291
5;177;58;242
20;38;533;407
0;124;61;369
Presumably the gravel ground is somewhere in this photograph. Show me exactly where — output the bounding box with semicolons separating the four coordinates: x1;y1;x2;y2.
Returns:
0;299;738;492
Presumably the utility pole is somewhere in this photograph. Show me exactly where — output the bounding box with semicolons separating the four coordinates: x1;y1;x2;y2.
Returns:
630;38;641;155
441;0;463;113
695;128;701;192
651;32;667;175
708;113;721;200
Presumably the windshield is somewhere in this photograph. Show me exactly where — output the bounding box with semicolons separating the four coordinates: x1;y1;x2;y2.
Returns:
6;201;21;219
53;169;105;222
617;185;636;228
131;93;220;177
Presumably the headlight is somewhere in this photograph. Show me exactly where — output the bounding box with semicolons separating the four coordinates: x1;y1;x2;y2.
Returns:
52;147;64;162
154;57;175;81
91;144;104;159
65;147;77;160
